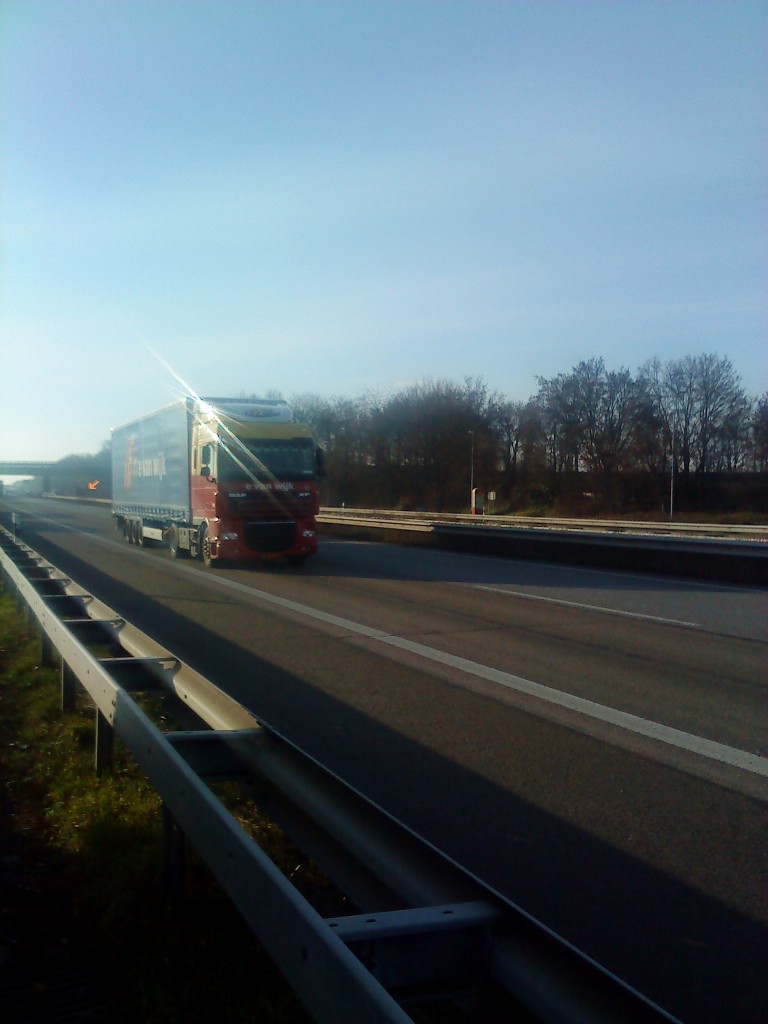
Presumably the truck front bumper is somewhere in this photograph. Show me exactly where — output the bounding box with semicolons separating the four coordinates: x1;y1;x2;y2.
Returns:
212;522;318;562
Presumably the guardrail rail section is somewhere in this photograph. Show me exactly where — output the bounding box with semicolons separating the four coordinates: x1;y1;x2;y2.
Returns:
0;524;682;1024
317;509;768;585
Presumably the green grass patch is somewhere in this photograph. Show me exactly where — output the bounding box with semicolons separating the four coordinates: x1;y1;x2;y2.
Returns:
0;588;311;1023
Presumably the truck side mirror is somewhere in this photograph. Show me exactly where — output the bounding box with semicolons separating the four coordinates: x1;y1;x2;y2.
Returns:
315;447;326;478
201;443;213;478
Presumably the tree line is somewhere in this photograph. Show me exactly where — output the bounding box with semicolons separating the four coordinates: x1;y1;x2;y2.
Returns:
29;352;766;516
289;353;767;515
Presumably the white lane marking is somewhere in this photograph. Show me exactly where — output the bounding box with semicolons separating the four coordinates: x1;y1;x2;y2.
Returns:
177;565;767;780
24;513;766;779
471;584;700;628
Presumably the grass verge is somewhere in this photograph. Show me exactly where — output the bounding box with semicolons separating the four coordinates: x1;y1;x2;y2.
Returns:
0;587;312;1023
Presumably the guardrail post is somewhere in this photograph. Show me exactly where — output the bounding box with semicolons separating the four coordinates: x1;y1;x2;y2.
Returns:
162;804;186;904
41;632;57;669
30;611;43;645
95;709;114;775
60;661;77;712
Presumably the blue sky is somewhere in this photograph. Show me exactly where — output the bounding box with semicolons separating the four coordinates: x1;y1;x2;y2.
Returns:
1;0;766;467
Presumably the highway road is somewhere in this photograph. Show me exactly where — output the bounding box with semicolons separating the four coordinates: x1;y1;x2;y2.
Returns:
4;496;767;1024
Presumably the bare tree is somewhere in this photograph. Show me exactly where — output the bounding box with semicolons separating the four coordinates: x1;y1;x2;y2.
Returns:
535;373;583;473
491;400;527;476
692;354;749;473
570;358;638;477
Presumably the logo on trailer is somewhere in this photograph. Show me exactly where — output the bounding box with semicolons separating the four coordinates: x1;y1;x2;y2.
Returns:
123;435;166;491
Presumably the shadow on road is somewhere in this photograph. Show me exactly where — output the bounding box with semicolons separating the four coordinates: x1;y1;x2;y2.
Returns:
12;522;768;1024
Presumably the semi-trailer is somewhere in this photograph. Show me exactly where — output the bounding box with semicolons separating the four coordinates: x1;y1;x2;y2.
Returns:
112;397;324;567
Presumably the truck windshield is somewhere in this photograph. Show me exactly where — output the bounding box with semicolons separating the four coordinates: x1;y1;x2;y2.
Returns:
218;438;316;482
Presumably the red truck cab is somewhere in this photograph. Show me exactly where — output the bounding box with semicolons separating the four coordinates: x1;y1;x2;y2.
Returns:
189;401;322;567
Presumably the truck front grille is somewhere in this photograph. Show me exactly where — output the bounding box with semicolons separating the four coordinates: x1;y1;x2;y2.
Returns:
243;520;297;553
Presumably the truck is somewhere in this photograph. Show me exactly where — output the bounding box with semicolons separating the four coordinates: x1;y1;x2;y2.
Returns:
111;397;324;567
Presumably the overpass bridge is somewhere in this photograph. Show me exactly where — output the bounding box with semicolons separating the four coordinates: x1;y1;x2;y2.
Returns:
0;461;56;491
0;461;56;476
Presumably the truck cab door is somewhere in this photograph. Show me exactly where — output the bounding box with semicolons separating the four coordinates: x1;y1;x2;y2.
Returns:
190;441;217;520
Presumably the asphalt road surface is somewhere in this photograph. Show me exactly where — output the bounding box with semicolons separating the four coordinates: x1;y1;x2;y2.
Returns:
4;497;767;1024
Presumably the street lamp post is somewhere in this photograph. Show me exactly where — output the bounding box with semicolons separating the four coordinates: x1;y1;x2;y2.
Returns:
469;430;475;512
669;420;676;521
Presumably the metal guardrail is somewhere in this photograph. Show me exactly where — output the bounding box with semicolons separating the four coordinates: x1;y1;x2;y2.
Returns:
319;507;768;541
318;510;768;585
0;525;682;1024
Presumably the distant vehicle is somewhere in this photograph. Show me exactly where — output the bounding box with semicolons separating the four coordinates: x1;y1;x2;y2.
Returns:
111;397;324;567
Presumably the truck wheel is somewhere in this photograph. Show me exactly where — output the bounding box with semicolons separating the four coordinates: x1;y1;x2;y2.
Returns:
199;525;217;568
